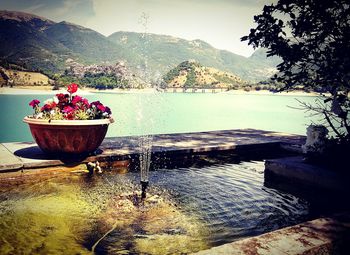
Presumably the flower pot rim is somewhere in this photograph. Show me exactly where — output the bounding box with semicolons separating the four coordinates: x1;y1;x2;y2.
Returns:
23;116;114;126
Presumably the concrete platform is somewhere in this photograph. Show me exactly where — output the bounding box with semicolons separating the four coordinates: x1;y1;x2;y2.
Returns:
0;129;305;172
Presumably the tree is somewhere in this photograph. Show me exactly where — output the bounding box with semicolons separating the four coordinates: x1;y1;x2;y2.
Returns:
185;69;196;87
241;0;350;144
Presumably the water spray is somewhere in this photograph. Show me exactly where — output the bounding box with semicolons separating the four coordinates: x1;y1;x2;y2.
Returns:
140;180;149;199
137;12;153;200
139;135;152;200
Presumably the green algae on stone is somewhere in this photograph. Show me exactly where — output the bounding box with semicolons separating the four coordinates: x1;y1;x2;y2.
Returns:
0;184;98;255
0;171;210;255
92;192;209;254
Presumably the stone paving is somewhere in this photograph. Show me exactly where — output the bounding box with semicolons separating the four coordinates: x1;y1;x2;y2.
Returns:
0;128;305;172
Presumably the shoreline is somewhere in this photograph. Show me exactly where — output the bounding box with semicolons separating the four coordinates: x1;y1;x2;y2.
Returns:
0;86;322;96
0;86;93;95
221;89;322;97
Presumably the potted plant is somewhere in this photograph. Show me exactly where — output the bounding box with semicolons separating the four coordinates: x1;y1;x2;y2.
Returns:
23;83;114;155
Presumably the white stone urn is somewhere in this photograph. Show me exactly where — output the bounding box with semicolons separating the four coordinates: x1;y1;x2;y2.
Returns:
302;125;329;156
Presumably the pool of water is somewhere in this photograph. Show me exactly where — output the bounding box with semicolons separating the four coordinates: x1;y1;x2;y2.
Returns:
0;92;319;142
0;158;312;254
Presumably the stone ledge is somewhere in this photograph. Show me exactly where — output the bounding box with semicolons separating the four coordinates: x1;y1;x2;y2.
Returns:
265;156;350;193
0;129;305;172
193;213;350;255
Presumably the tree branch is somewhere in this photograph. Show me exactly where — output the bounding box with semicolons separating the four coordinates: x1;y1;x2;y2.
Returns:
323;110;344;139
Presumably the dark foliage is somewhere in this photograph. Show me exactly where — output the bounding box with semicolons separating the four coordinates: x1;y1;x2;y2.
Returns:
242;0;350;143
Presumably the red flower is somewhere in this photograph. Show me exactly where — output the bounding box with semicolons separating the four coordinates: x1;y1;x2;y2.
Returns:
65;112;75;120
29;99;40;108
28;85;111;120
56;93;69;110
67;83;78;94
56;93;69;103
41;102;57;112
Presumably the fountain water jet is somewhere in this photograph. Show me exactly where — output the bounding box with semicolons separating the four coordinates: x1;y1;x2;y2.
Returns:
139;135;153;199
136;12;154;200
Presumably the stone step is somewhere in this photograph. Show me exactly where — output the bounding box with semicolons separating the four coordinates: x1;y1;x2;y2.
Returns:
0;143;23;172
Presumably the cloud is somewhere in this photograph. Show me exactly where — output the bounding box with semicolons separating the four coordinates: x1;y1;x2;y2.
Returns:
0;0;94;25
21;3;46;13
35;0;94;25
1;0;64;12
0;0;271;56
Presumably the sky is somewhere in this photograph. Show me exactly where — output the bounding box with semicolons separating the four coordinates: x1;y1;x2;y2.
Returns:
0;0;273;57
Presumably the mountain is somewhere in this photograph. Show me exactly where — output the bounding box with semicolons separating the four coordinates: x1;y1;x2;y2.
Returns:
163;60;245;88
249;48;282;68
0;10;277;81
43;21;134;64
0;10;70;73
108;31;277;81
0;10;129;74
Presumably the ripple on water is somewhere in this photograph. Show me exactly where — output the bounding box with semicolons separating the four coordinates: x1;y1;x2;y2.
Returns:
151;160;311;246
0;160;311;254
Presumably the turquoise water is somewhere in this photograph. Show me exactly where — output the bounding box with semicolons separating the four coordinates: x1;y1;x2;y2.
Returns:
0;92;318;143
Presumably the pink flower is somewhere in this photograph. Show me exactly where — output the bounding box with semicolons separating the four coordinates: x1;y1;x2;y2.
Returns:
72;95;82;105
67;83;78;94
28;84;112;120
82;98;89;107
90;101;106;112
97;104;106;112
29;99;40;108
72;95;89;110
104;106;112;115
90;101;100;108
63;106;75;113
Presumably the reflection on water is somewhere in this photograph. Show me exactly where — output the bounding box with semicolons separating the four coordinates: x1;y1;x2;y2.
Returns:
0;160;311;254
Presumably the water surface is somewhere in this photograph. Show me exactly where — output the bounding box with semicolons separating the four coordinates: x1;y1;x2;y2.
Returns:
0;160;312;254
0;92;318;142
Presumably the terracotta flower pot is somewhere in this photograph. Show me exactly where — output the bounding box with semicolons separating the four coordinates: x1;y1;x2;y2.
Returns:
23;116;114;154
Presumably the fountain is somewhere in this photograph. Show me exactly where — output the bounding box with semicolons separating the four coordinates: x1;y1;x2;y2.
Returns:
0;157;316;254
139;135;153;199
136;12;154;200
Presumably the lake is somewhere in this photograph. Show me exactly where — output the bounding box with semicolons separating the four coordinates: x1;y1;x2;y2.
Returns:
0;92;318;143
